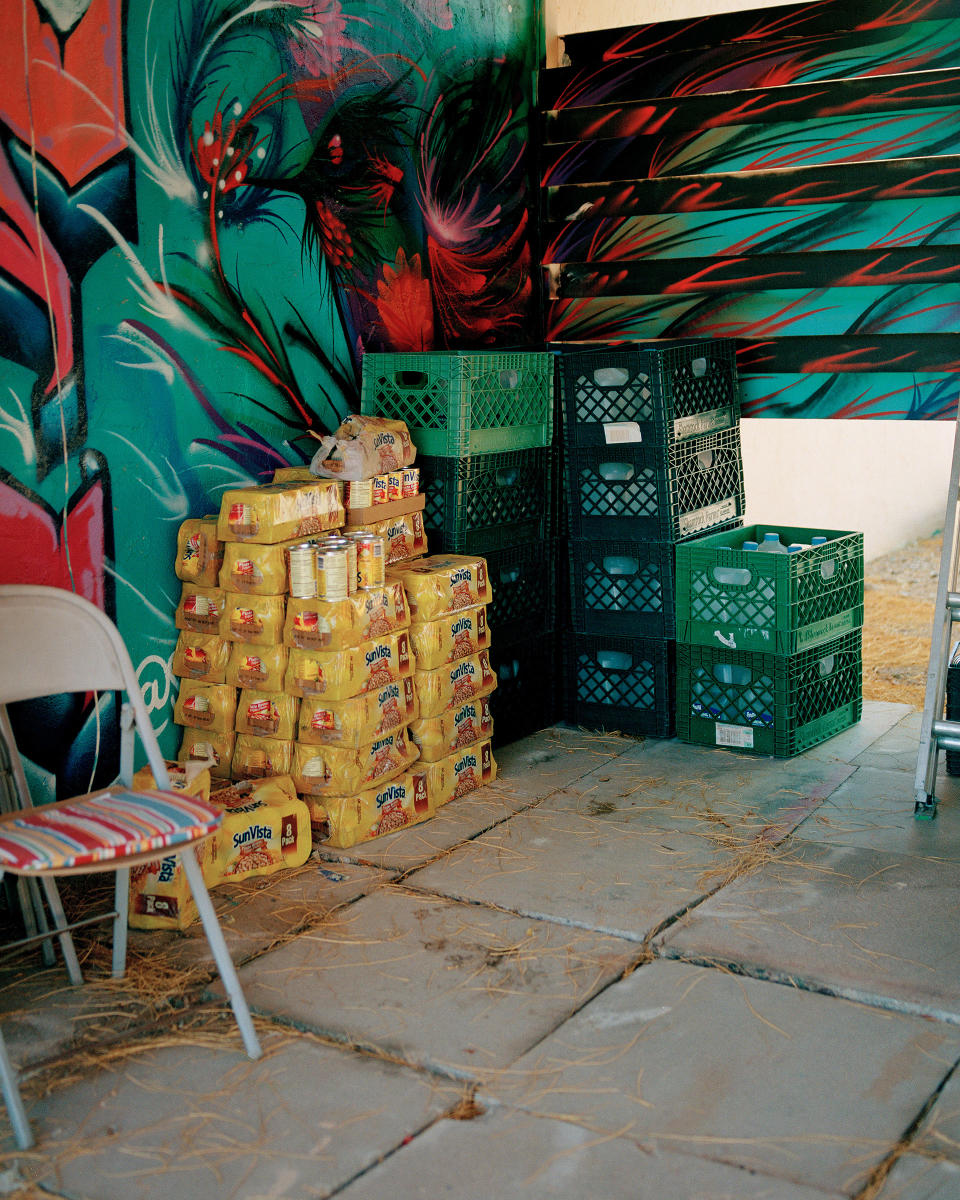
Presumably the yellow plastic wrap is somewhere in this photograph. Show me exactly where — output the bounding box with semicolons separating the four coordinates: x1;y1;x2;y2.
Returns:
234;689;299;740
285;631;413;700
308;772;433;848
232;734;295;780
176;584;227;636
284;583;409;651
292;724;418;795
271;466;316;483
171;632;231;683
208;775;311;879
414;650;497;720
217;480;344;544
175;516;223;587
409;695;494;762
177;728;235;779
226;642;289;691
413;739;497;808
387;555;491;621
223;592;286;645
345;510;426;564
298;676;418;747
220;537;303;594
174;682;238;734
408;606;490;671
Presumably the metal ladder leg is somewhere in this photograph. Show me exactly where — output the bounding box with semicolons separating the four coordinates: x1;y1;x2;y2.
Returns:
914;414;960;819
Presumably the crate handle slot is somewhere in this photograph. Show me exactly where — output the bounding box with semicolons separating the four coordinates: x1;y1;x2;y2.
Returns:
695;450;716;471
713;663;752;686
500;658;521;680
498;566;521;585
692;357;707;378
593;366;630;388
817;654;836;678
499;369;519;390
598;462;635;481
597;649;633;671
395;370;428;389
712;566;751;586
495;467;519;487
820;558;837;581
603;555;639;576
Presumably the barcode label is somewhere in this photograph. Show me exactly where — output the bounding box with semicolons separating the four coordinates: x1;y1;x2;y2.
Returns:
603;422;643;444
716;723;754;749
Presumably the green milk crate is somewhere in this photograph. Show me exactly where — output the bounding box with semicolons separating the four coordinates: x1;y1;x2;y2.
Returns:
676;629;862;758
675;525;864;655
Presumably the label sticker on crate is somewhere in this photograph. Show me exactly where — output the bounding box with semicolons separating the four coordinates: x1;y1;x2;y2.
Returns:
603;422;643;445
715;723;754;749
674;409;727;441
678;498;738;538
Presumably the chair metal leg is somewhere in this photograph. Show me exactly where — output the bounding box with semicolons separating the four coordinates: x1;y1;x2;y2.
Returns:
18;878;55;967
180;849;261;1060
38;878;83;987
111;868;129;980
0;1027;33;1150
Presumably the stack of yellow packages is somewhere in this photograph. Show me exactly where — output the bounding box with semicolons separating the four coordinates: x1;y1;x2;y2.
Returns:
388;555;499;812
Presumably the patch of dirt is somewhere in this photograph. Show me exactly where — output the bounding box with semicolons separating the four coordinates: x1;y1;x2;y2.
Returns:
863;534;941;711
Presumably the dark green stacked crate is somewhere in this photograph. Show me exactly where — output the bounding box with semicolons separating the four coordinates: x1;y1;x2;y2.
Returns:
360;351;558;747
558;340;745;737
674;524;865;756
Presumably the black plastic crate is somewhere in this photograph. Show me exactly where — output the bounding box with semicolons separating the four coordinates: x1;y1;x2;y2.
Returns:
565;426;744;543
489;634;561;747
947;641;960;775
419;448;551;553
485;540;557;643
569;539;675;639
563;633;675;738
559;339;740;448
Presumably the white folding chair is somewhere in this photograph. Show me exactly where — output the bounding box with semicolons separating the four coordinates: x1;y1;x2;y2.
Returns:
0;585;262;1149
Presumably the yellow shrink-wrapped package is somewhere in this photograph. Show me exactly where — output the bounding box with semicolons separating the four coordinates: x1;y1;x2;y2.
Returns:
217;479;344;544
220;537;302;594
284;582;409;651
285;630;413;700
177;728;235;779
174;682;238;734
234;689;299;740
413;739;497;808
387;555;491;621
345;510;426;564
176;584;227;636
310;414;415;480
223;592;286;645
172;631;231;683
307;771;432;848
128;760;217;931
298;676;418;747
292;724;419;795
232;733;295;780
409;695;494;762
208;776;311;880
271;466;316;483
175;516;223;587
408;606;490;671
226;642;289;691
414;650;497;720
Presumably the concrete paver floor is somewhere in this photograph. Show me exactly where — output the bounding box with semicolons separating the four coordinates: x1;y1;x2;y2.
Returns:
1;703;959;1199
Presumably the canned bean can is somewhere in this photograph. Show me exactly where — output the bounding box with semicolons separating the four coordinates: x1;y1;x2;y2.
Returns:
372;475;389;504
320;535;358;597
288;542;318;598
401;467;419;498
317;545;349;601
351;531;385;590
386;471;403;501
346;479;374;509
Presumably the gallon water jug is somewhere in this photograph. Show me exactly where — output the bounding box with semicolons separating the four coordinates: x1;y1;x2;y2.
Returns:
757;532;788;554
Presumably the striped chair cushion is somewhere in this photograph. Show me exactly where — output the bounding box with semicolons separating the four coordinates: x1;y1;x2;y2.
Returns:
0;788;222;872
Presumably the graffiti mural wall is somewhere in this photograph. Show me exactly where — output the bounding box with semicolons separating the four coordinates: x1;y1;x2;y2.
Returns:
0;0;541;792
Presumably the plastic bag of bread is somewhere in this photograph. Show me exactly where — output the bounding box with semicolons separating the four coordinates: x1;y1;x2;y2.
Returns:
408;606;490;671
345;511;426;565
175;516;223;587
298;676;418;747
208;776;311;880
220;537;303;594
307;771;432;848
177;728;235;779
232;734;294;780
292;724;418;795
412;739;497;808
284;583;409;651
414;650;497;720
285;631;413;700
217;479;344;544
176;584;227;636
226;643;289;691
174;682;238;733
172;632;231;683
234;689;299;740
409;695;494;762
387;555;491;621
310;414;415;481
223;593;286;646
